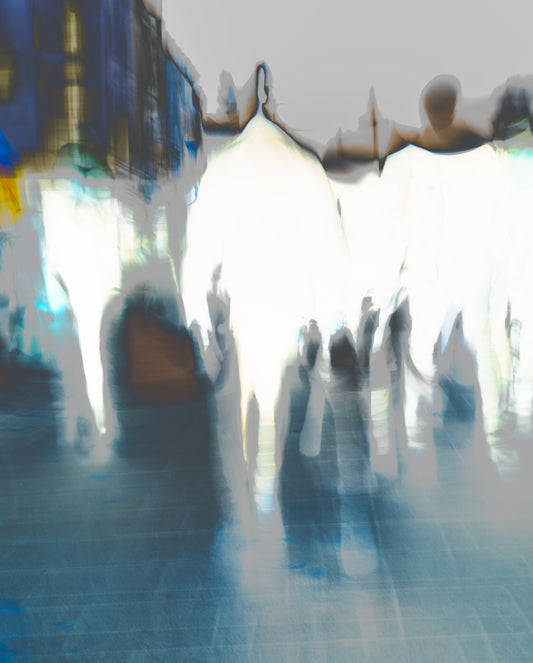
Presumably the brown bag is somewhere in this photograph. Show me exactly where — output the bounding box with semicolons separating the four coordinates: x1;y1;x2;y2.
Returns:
125;310;200;404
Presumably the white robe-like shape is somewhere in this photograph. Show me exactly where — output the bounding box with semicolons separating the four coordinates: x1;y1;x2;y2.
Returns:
333;143;508;441
182;115;351;425
41;183;122;436
495;145;533;417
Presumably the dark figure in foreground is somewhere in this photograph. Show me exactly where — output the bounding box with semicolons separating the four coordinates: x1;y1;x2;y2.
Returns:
329;328;374;495
278;322;343;576
203;268;256;540
101;267;220;540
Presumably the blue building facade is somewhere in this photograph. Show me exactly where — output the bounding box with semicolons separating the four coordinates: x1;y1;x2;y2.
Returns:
0;0;39;158
0;0;202;178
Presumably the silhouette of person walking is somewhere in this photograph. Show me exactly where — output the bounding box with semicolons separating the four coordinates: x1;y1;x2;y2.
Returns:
278;321;342;575
383;296;426;478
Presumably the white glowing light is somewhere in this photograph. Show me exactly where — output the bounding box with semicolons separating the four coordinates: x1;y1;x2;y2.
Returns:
41;180;122;434
34;124;533;462
184;115;533;469
183;116;352;425
333;143;532;441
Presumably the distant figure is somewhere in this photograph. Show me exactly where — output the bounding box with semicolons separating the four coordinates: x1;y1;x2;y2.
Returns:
355;296;380;410
245;392;260;507
432;311;499;489
503;301;521;414
435;311;482;437
203;267;255;538
181;64;351;498
386;75;488;156
321;74;492;177
383;296;426;477
277;322;342;575
329;328;374;495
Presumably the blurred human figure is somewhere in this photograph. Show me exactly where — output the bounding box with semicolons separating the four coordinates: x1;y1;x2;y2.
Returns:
100;259;202;442
355;296;380;416
356;297;380;385
322;74;492;177
181;66;351;513
1;178;56;368
493;135;533;425
432;311;499;489
203;266;256;540
386;75;489;157
40;173;122;441
329;328;374;495
434;311;482;438
0;175;97;445
277;322;343;575
155;149;203;294
502;301;522;415
245;392;260;509
383;296;427;478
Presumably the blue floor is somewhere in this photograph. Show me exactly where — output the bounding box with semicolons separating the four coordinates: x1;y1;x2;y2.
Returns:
1;384;533;662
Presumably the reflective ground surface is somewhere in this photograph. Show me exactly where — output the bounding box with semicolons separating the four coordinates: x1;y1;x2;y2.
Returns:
2;375;533;662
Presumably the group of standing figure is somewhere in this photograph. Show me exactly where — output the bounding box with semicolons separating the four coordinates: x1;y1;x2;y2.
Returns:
200;266;502;577
196;266;441;576
274;294;425;574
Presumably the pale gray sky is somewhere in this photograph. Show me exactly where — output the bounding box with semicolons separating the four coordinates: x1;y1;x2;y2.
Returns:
162;0;533;148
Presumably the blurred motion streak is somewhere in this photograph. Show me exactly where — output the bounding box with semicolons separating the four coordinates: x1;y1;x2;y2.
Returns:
0;0;532;527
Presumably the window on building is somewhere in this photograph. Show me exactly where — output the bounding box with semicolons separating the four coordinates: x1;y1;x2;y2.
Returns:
0;49;15;101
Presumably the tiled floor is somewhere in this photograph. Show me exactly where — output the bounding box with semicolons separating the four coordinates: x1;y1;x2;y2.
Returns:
1;378;533;661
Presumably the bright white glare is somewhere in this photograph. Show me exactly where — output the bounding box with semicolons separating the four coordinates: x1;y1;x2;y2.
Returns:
497;147;533;417
333;143;533;440
41;182;123;435
35;122;533;464
184;116;533;467
182;115;352;424
118;208;142;264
